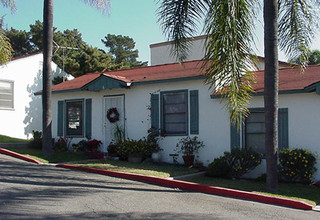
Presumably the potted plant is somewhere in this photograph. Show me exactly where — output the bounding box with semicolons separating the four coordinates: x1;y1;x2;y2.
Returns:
118;139;141;163
86;139;104;159
175;136;204;167
107;142;118;157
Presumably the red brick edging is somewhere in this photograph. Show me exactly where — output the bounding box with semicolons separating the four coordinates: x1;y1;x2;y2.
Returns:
56;164;313;210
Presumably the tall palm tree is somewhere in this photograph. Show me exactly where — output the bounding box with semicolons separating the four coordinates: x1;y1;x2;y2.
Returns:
42;0;108;155
0;0;15;65
157;0;319;192
42;0;54;155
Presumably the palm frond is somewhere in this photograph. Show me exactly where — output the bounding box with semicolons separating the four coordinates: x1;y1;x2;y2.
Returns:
81;0;110;14
0;0;16;13
204;0;258;125
278;0;319;68
157;0;209;62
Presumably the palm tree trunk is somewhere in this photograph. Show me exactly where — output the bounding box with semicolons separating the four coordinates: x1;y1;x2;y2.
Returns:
264;0;279;192
42;0;54;155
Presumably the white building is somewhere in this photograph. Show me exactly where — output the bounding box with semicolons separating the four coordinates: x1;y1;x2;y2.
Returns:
48;38;320;180
0;53;72;139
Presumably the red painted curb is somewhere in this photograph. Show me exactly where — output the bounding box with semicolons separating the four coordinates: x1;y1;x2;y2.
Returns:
56;164;313;210
0;148;42;164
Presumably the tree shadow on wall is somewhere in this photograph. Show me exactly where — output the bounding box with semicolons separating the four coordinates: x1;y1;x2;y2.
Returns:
23;66;65;138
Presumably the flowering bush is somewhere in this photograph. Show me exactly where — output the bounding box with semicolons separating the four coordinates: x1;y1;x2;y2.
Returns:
53;136;68;152
87;139;102;152
279;148;317;183
206;147;263;179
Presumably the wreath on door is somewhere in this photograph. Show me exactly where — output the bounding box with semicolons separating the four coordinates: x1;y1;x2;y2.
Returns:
107;107;120;123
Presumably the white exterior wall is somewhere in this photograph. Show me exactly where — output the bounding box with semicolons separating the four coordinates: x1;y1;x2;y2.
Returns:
0;54;70;139
52;80;320;180
245;93;320;180
150;37;290;71
150;37;206;66
52;79;230;166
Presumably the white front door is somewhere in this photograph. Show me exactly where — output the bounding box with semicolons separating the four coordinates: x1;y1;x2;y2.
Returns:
104;95;125;151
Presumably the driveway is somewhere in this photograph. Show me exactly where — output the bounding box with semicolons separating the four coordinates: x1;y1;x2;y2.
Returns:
0;154;319;220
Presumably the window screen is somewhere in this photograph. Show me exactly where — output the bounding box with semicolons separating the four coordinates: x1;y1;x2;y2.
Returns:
0;80;14;109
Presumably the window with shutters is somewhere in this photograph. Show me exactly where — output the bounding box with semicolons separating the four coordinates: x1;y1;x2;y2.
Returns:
242;108;288;155
245;110;265;154
66;100;83;136
160;90;188;136
0;80;14;109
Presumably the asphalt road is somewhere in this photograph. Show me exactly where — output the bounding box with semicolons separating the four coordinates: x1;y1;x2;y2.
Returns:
0;154;319;220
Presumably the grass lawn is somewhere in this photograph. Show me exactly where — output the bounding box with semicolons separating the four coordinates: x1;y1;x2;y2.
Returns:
2;147;90;163
0;135;29;143
70;159;199;178
188;176;320;206
3;146;318;206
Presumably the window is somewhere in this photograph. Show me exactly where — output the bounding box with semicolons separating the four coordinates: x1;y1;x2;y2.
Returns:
0;80;14;109
242;108;288;155
66;100;83;136
245;110;265;154
161;90;188;136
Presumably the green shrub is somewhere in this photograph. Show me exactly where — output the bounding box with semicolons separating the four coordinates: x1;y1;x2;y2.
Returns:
72;139;88;152
53;137;68;152
279;148;317;183
226;148;263;179
28;130;42;149
117;139;155;158
206;147;263;179
206;155;230;177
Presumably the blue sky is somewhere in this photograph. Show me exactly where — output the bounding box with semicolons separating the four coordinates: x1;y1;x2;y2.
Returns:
1;0;319;64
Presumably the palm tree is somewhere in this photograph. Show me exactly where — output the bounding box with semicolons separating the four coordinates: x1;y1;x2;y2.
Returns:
157;0;319;192
0;0;15;65
42;0;108;155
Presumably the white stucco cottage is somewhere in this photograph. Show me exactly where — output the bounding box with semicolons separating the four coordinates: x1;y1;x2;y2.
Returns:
47;37;320;180
0;53;72;139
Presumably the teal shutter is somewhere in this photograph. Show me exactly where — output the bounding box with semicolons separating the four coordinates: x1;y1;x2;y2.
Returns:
57;101;64;136
190;90;199;134
85;99;92;138
151;94;160;135
230;121;240;149
278;108;288;149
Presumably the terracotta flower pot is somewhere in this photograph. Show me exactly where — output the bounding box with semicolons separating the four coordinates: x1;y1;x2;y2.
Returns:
182;155;195;167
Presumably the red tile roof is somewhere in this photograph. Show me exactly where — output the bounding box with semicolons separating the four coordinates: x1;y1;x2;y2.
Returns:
252;65;320;93
51;60;205;93
50;72;101;92
49;59;320;95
